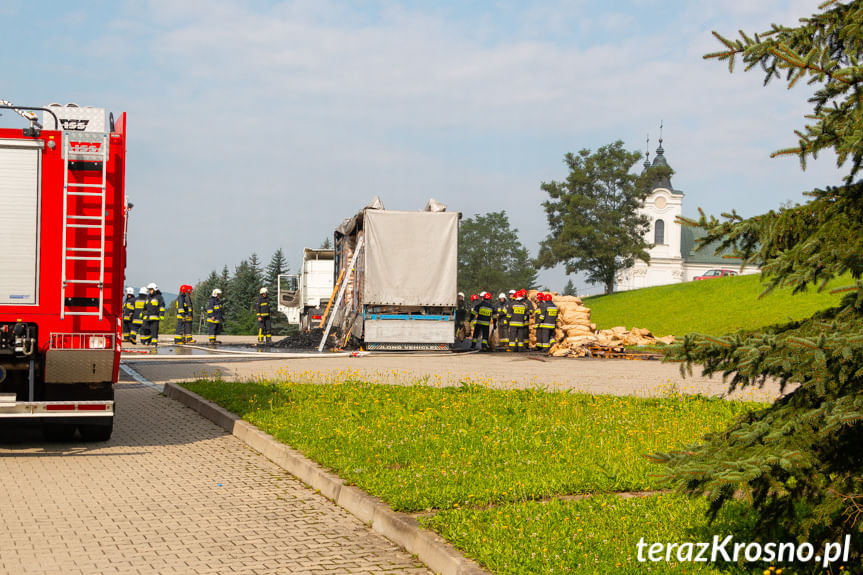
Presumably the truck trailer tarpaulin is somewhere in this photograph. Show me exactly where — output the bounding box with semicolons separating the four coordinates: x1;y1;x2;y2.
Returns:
363;209;458;307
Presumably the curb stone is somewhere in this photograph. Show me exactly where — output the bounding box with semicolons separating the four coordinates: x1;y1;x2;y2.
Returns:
163;382;489;575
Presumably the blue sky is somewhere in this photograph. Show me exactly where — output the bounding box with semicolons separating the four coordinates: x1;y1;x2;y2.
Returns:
0;0;845;296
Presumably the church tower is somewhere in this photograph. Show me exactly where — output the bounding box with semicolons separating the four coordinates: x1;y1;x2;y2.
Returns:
642;128;684;263
615;126;685;291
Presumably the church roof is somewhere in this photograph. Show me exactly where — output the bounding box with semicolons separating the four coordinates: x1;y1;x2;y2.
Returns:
680;226;745;265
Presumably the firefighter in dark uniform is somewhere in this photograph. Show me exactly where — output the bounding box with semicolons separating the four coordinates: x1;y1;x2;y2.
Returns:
468;293;480;342
471;292;495;351
130;286;148;344
495;292;509;349
536;292;559;352
184;285;195;343
527;291;545;351
121;287;135;342
507;290;530;352
141;282;165;346
182;285;195;343
207;289;223;346
174;285;194;344
455;292;467;340
256;287;272;345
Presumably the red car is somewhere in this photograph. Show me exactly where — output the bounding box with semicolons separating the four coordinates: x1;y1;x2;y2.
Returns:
694;269;738;281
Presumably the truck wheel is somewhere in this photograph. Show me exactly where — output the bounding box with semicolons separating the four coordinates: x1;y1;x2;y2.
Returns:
42;422;76;442
78;417;114;442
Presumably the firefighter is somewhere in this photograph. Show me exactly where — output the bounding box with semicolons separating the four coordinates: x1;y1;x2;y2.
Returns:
141;282;165;346
468;293;480;337
182;285;195;343
507;289;530;352
529;292;544;351
471;292;495;351
536;292;559;352
121;287;135;342
495;292;509;349
256;287;272;345
130;286;148;344
455;292;467;340
207;289;223;346
174;285;194;344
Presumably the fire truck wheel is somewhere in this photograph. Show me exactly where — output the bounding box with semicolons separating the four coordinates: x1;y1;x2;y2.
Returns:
42;422;77;442
79;419;113;442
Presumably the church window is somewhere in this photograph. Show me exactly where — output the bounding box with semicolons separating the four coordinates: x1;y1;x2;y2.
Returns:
654;219;665;245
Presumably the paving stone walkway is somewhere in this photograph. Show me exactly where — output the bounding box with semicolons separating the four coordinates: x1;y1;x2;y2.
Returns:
0;382;430;575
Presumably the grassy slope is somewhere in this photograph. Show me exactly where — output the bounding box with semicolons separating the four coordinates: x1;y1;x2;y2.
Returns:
583;273;850;337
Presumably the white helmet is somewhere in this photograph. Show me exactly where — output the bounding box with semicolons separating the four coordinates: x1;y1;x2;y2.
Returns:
147;282;158;290
139;287;148;295
508;289;516;295
498;293;506;299
212;288;222;297
457;292;464;298
259;287;268;294
125;287;134;295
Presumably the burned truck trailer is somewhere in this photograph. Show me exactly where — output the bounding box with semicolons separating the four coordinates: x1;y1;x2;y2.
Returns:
329;199;458;350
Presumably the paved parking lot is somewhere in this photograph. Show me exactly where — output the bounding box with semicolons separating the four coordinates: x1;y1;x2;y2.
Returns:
0;381;430;575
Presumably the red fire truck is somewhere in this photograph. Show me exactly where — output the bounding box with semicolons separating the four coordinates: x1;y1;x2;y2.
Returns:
0;101;129;441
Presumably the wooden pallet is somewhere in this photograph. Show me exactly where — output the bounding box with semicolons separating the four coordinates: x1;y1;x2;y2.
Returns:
583;344;662;361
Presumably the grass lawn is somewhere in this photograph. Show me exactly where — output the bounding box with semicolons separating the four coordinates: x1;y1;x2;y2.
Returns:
422;493;757;574
183;380;758;512
182;379;771;573
583;273;850;337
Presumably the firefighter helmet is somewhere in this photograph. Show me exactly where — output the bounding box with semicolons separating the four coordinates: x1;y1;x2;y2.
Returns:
498;293;506;299
147;282;158;290
260;287;268;294
508;289;516;295
483;292;492;300
125;287;134;295
457;292;464;298
536;292;545;301
139;287;148;295
470;294;479;301
212;289;222;297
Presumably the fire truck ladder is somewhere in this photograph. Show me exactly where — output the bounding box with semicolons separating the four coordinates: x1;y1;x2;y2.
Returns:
60;131;110;320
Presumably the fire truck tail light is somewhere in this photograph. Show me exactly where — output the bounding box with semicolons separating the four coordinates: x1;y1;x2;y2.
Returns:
77;404;108;411
88;336;107;349
46;404;75;411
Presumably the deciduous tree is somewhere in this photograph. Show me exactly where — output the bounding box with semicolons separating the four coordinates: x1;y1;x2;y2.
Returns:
536;141;651;294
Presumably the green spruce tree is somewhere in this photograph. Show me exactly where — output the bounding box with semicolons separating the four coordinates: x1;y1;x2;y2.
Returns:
652;1;863;563
265;248;290;335
226;258;262;335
